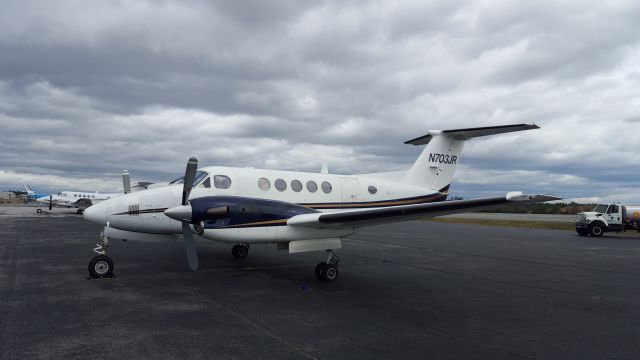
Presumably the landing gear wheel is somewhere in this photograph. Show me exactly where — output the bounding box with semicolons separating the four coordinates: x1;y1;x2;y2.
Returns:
36;208;42;214
589;224;604;237
315;263;338;281
315;263;326;280
88;255;114;278
323;264;339;281
231;244;249;259
77;209;84;215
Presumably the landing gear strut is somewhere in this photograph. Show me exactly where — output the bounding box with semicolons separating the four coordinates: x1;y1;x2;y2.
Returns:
88;229;114;279
77;208;84;215
232;244;249;259
315;250;339;282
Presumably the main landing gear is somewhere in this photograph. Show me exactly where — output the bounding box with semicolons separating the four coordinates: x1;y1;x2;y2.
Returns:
231;244;249;259
315;250;339;282
88;229;115;279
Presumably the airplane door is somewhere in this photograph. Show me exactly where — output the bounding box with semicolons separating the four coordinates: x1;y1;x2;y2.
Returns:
339;177;361;202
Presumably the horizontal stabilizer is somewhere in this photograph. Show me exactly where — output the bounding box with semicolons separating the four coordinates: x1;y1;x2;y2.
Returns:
405;124;539;146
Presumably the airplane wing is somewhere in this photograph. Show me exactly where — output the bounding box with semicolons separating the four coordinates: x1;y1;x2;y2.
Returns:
288;192;561;229
71;198;94;207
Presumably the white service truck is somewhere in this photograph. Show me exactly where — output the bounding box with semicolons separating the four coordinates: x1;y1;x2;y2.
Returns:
575;203;640;236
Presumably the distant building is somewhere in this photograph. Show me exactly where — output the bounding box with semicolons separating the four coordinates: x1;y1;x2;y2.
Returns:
0;192;15;199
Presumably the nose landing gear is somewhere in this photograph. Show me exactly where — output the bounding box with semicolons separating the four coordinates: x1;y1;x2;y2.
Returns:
88;228;115;279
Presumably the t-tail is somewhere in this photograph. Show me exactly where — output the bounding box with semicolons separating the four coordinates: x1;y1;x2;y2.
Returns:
403;124;540;191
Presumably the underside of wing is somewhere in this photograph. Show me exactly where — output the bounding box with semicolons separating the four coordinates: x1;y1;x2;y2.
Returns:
74;198;94;207
288;193;560;229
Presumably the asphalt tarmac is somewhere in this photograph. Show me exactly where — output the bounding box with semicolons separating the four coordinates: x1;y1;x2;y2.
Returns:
1;212;639;359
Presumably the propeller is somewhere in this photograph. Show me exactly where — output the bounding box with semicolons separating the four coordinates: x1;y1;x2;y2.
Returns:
180;157;199;271
49;194;52;210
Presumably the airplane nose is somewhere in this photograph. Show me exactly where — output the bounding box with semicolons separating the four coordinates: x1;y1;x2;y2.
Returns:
83;202;107;225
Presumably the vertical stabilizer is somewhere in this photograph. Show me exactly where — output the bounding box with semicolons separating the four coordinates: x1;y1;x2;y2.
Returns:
403;124;539;191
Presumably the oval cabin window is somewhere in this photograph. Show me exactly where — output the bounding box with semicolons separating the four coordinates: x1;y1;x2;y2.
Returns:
306;180;318;193
214;175;232;189
291;180;303;192
321;181;332;194
258;178;270;191
275;179;287;192
368;185;377;194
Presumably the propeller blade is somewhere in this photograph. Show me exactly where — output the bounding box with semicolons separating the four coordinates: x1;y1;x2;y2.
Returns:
122;170;131;194
182;157;198;205
182;221;199;271
49;195;52;210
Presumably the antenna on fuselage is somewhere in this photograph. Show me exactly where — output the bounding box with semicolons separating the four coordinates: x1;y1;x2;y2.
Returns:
321;161;329;174
122;170;131;194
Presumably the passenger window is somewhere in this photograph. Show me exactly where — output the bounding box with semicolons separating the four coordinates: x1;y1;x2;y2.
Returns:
306;180;318;193
368;185;377;194
214;175;232;189
321;181;332;194
275;179;287;191
202;177;211;188
258;178;270;191
74;194;77;197
606;206;612;214
611;205;619;213
291;180;302;192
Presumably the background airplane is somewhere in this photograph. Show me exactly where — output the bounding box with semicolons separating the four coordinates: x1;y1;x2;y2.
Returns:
83;124;560;281
23;185;49;202
34;171;155;214
36;191;122;214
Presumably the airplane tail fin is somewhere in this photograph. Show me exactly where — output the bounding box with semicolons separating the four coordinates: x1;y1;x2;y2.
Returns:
23;185;34;195
403;124;539;191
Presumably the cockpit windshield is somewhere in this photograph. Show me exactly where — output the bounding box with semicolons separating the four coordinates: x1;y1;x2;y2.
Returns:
593;204;608;213
169;171;208;187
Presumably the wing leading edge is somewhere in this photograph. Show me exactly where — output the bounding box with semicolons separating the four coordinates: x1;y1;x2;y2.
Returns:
288;192;561;229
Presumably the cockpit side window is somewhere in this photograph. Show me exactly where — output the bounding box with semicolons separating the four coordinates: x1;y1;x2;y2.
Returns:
214;175;232;189
202;177;211;188
170;171;208;186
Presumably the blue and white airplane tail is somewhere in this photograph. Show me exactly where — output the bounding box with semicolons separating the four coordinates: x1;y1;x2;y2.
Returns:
403;124;539;191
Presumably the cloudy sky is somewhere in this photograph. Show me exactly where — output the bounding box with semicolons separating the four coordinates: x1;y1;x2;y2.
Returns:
1;0;639;203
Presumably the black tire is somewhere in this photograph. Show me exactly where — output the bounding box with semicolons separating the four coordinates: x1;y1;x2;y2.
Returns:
88;255;114;278
589;223;604;237
36;208;42;214
315;263;326;280
231;245;248;259
323;264;339;282
576;228;588;236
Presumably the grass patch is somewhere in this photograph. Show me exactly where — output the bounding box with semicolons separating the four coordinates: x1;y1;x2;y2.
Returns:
430;217;640;237
431;217;574;231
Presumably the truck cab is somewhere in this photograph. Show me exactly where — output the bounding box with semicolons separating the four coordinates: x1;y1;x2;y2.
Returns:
576;203;639;236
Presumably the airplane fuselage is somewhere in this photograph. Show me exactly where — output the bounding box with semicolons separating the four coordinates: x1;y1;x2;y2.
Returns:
37;191;120;208
85;166;448;243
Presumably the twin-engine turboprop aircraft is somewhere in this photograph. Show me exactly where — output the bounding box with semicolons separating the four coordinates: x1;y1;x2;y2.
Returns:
83;124;560;281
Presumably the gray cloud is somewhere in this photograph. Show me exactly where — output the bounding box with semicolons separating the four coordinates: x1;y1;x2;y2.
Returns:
1;0;640;203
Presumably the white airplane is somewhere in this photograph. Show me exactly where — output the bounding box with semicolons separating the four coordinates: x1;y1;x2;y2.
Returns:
33;171;154;214
36;190;122;214
83;124;560;281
